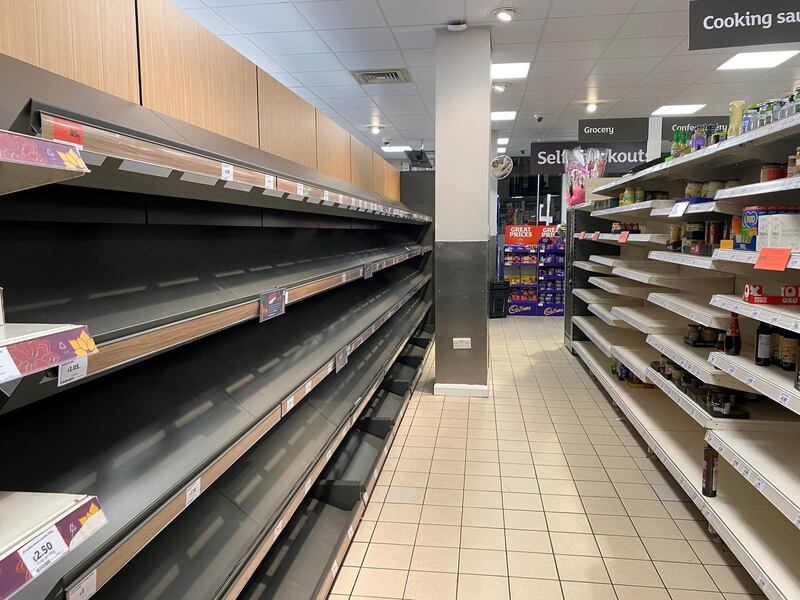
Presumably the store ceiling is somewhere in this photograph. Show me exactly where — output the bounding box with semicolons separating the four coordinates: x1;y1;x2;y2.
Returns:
174;0;800;157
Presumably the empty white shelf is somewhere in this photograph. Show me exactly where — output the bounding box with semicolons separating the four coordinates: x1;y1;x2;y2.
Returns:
647;335;751;390
587;304;633;329
573;316;645;357
612;265;733;292
611;305;690;334
713;249;800;270
574;260;613;274
590;199;674;220
647;293;730;329
610;344;660;382
648;251;719;270
573;288;642;306
588;276;671;299
711;295;800;334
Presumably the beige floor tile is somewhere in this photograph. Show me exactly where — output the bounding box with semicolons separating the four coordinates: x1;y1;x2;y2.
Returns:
594;534;648;560
465;475;502;491
533;453;570;466
631;517;684;540
415;524;460;547
462;506;505;528
421;504;462;526
461;526;506;550
459;548;508;576
502;477;541;494
555;554;611;583
539;480;580;496
622;498;669;518
604;557;662;587
380;503;423;524
550;532;601;557
642;537;699;563
386;486;426;504
503;509;548;531
410;545;460;573
542;494;586;513
402;446;435;460
705;565;762;594
675;519;715;541
560;581;617;600
428;473;466;489
688;540;739;566
667;591;725;600
606;468;648;484
575;481;618;498
509;577;564;600
331;565;359;595
430;461;466;476
463;490;503;509
580;497;626;516
614;482;658;500
404;572;458;600
505;528;552;553
466;461;501;476
587;514;637;536
354;519;376;543
362;543;414;570
546;512;592;534
434;448;467;462
456;574;510;600
500;463;537;478
614;585;671;599
424;488;464;507
343;541;368;566
507;551;559;579
654;561;717;591
391;471;430;487
371;521;418;545
352;567;408;598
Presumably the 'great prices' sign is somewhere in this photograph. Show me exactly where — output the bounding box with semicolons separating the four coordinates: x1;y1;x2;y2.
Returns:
505;225;558;245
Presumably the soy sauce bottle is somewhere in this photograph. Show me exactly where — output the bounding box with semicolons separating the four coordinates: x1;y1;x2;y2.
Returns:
702;443;718;497
724;313;741;356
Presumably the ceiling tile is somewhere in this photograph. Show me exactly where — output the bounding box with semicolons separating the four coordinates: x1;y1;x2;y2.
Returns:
392;26;436;49
491;44;538;62
549;0;637;18
270;71;303;87
582;72;647;87
219;34;264;57
625;84;677;98
527;75;587;90
365;82;420;96
633;0;688;12
334;106;384;118
295;0;386;29
654;53;731;72
617;11;687;38
416;81;435;94
492;90;525;104
171;0;204;8
542;15;627;42
182;8;238;35
402;48;435;67
272;52;343;72
409;66;434;83
323;95;379;109
212;3;310;34
531;60;596;78
249;54;285;72
491;20;545;45
248;31;329;54
294;70;359;86
309;85;367;98
591;57;662;74
579;86;633;101
536;40;611;62
602;36;683;59
205;0;284;5
290;87;319;101
319;28;397;52
638;70;705;86
373;96;426;111
378;0;465;26
467;0;551;22
388;114;433;126
338;50;406;70
523;89;577;103
380;105;430;116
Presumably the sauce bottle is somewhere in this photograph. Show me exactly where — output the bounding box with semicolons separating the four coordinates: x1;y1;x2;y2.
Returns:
755;322;772;367
724;313;741;356
702;444;718;497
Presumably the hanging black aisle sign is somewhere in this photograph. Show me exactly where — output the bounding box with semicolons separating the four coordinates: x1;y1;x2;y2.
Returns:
530;141;648;176
689;0;800;50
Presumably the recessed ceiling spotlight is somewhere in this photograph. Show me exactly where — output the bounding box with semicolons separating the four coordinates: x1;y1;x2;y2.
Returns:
717;51;800;70
370;125;383;135
493;82;511;92
491;111;517;121
493;7;517;22
586;103;598;113
652;104;706;116
491;62;530;80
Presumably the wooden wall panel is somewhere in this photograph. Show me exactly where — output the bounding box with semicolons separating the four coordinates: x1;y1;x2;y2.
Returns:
258;69;317;170
386;163;400;201
371;152;400;200
137;0;258;147
350;136;373;189
315;111;350;181
0;0;139;103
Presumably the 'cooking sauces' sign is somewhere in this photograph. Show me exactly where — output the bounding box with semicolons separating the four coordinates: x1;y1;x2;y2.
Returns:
689;0;800;49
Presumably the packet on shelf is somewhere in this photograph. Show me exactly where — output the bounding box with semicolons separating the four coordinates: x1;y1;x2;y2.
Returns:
743;283;800;305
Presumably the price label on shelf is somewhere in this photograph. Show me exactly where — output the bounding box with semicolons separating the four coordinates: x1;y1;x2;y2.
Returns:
618;231;630;244
770;314;781;325
185;477;202;507
347;526;355;540
53;117;84;149
335;347;348;373
727;366;736;376
305;380;314;394
68;570;97;600
264;174;275;190
19;526;68;578
57;356;88;387
305;479;312;494
273;520;283;541
0;347;22;384
363;261;373;279
220;163;234;181
579;231;586;240
754;478;766;492
742;466;751;478
755;247;792;271
757;575;769;590
669;201;690;218
750;309;761;319
331;560;339;577
745;375;755;387
732;457;741;469
591;231;601;241
286;395;295;410
258;288;286;323
779;392;791;406
794;513;800;528
297;182;305;196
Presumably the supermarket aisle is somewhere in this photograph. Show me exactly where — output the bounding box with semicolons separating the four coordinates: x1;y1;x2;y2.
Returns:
329;317;763;600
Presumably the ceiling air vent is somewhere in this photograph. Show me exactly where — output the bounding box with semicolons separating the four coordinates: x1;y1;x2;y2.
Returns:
351;69;412;85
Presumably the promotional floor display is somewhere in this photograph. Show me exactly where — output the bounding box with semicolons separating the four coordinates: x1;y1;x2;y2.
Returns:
503;225;565;317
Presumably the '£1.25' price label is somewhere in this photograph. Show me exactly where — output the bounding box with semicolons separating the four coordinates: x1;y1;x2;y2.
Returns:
19;526;69;577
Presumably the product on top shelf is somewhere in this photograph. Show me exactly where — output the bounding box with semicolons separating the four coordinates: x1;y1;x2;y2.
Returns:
684;323;722;348
727;83;800;139
728;100;745;138
761;163;787;182
720;206;800;252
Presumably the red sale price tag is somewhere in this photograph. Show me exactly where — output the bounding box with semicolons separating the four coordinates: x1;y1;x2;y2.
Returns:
53;118;84;148
591;231;601;241
618;231;630;244
579;231;586;240
755;247;792;271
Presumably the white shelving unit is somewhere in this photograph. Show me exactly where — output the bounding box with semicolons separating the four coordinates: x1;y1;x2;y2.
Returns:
589;199;674;220
647;293;730;329
587;303;632;329
573;232;669;247
573;260;613;274
570;114;800;600
611;305;689;334
573;288;642;306
588;276;672;299
711;295;800;333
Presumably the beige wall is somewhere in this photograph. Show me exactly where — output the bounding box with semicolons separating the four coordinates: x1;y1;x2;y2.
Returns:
0;0;139;104
0;0;401;201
